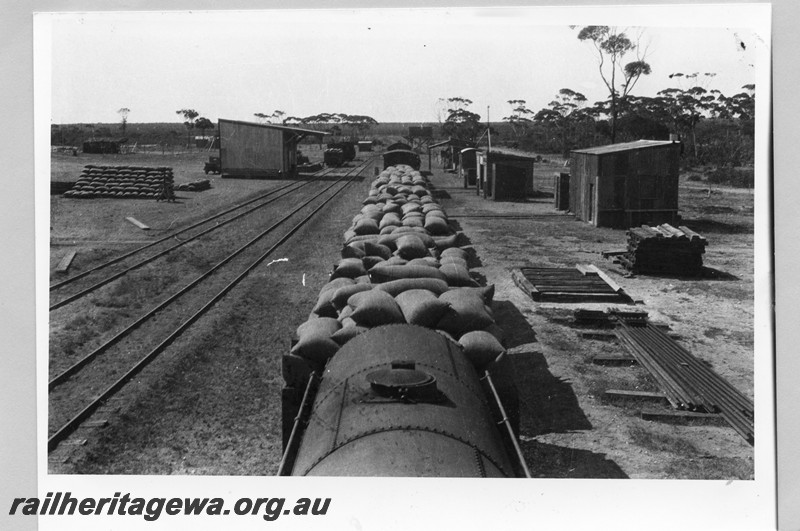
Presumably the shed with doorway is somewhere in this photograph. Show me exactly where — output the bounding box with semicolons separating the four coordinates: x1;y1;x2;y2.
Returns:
218;119;326;178
430;137;474;172
479;151;536;201
569;140;680;228
460;148;479;188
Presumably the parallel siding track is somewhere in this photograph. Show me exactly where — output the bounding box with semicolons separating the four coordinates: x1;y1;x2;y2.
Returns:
48;161;372;452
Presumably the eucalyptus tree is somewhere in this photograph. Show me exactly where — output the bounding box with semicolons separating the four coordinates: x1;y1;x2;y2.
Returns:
576;26;651;142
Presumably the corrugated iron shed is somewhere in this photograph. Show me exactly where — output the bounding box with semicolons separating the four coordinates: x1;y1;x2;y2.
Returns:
569;139;680;228
219;119;326;179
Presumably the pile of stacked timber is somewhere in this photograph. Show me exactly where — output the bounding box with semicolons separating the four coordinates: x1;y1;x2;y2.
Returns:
619;224;707;276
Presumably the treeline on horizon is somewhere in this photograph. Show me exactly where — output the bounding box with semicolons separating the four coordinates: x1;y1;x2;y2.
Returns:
51;26;756;175
51;107;754;170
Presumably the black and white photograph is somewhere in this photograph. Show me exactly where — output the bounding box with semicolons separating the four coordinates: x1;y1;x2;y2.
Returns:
1;1;786;530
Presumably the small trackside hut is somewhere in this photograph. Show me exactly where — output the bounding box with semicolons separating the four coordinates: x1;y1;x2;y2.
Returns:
460;148;479;188
218;119;326;179
569;139;681;229
480;151;536;201
429;137;474;172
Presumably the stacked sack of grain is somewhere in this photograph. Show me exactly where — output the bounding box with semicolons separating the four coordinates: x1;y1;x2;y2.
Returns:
63;165;174;199
282;162;523;441
286;163;505;376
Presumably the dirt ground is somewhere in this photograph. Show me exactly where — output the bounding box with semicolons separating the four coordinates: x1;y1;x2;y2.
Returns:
48;149;756;479
431;161;755;480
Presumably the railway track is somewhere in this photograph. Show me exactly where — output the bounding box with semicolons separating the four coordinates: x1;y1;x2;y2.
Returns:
48;161;371;453
49;167;343;310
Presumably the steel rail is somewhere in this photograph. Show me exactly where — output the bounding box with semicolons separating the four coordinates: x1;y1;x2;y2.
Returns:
49;163;367;391
49;178;319;311
622;326;708;410
644;335;754;443
641;326;753;413
48;163;367;452
636;325;752;414
636;326;754;442
49;167;337;291
616;320;753;444
615;327;690;409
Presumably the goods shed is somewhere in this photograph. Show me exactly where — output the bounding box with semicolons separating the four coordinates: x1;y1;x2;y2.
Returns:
569;140;680;228
218;119;326;178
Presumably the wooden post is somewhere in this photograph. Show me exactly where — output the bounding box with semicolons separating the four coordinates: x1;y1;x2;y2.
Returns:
55;251;77;273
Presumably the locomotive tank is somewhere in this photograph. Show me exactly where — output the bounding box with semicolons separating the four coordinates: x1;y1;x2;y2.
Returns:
285;324;520;477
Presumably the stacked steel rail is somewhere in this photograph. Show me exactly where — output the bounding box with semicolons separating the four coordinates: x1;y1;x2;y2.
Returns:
614;318;754;445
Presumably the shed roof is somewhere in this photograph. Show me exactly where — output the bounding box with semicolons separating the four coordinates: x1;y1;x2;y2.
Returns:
571;139;678;155
430;137;474;149
487;149;538;162
84;137;128;144
218;118;327;137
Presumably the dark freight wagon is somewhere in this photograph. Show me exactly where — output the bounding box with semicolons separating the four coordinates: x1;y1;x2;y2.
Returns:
569;140;681;229
218;119;325;178
82;138;126;154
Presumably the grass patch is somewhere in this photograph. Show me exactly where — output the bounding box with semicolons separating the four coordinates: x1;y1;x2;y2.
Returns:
704;327;726;340
92;269;181;309
56;327;95;357
628;424;700;455
63;314;92;331
55;309;125;356
663;456;753;480
165;245;214;271
706;167;754;188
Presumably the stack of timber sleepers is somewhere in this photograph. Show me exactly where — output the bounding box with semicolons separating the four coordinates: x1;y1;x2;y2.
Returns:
619;224;707;276
512;264;632;303
614;318;753;445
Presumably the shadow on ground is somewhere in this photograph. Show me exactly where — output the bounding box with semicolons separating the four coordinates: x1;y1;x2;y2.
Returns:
511;350;591;435
510;349;627;478
492;300;537;347
521;440;629;478
626;266;740;281
680;217;752;235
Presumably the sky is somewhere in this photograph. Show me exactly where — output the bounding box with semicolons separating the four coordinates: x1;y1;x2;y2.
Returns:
44;6;766;126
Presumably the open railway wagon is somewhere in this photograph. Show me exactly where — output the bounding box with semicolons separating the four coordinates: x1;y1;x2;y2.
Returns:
382;148;421;171
279;164;530;478
327;141;357;163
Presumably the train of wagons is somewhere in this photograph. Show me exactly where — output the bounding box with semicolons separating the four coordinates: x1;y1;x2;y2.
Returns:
279;143;530;478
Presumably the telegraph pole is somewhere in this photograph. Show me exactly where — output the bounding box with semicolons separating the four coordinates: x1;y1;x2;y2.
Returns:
487;106;491;154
